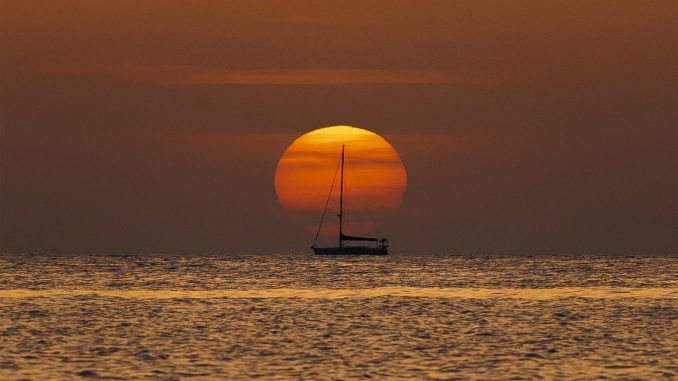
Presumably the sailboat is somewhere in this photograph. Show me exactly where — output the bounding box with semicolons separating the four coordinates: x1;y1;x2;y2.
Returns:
312;145;389;255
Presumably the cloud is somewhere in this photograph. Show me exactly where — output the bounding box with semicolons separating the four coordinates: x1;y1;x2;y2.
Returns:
82;64;486;86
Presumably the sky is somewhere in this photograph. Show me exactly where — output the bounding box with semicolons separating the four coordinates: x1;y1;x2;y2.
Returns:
1;0;676;254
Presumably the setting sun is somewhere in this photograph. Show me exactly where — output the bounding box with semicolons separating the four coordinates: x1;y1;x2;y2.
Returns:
274;126;407;235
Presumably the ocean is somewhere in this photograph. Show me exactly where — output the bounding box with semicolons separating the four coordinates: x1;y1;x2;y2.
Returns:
0;254;675;380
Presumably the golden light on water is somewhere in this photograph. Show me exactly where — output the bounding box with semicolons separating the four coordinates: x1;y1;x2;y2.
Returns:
274;126;407;235
1;287;674;299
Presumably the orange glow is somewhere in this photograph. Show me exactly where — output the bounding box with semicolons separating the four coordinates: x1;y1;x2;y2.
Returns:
78;65;481;86
275;126;407;235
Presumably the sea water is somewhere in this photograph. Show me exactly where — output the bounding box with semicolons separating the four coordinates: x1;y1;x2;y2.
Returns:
0;254;675;379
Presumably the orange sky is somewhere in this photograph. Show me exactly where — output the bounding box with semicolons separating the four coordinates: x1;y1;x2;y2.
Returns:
0;1;675;253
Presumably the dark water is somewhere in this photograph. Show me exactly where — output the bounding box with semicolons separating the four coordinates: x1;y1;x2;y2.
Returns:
0;254;676;380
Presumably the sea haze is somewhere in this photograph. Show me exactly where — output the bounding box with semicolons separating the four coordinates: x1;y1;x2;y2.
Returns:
0;254;675;379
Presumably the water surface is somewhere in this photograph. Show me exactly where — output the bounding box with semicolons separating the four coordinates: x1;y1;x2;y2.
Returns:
0;254;675;379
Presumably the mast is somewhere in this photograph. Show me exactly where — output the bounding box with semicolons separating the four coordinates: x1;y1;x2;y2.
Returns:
338;145;345;247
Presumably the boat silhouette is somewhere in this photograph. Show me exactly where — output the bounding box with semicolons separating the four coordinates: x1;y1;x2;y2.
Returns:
312;145;389;255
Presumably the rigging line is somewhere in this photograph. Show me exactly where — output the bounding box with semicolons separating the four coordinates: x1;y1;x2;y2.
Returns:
313;152;342;247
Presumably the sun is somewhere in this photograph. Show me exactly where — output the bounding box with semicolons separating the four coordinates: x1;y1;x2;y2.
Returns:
274;125;407;236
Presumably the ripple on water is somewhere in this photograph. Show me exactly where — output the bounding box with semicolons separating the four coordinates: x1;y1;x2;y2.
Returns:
0;254;675;380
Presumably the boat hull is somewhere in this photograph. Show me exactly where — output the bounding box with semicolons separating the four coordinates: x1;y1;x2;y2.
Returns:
313;246;388;256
